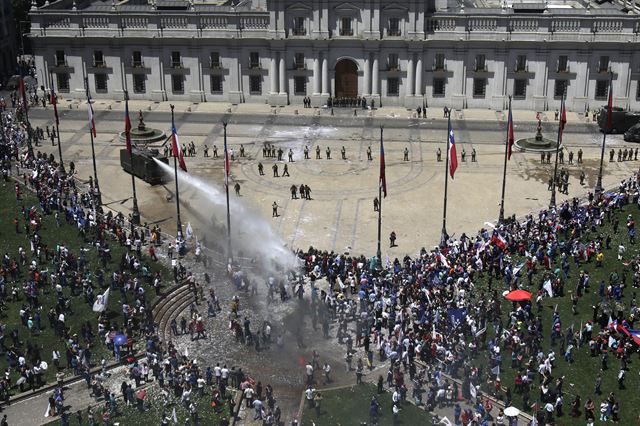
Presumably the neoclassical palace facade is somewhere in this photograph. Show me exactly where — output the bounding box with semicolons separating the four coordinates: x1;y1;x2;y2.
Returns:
29;0;640;111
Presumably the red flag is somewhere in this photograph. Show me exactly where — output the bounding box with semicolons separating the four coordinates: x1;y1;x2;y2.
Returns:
50;88;59;126
223;137;230;188
379;138;387;198
558;97;567;145
87;95;96;137
507;103;515;160
170;120;187;172
448;118;458;178
124;100;132;154
19;77;28;112
606;77;613;131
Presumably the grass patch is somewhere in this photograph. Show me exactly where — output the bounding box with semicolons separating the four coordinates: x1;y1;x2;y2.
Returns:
301;383;431;426
0;179;170;391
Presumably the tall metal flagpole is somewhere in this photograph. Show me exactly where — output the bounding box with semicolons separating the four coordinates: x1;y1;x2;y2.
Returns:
441;114;451;246
50;72;65;177
223;122;232;262
84;77;101;206
498;96;512;223
376;125;383;262
170;104;183;240
595;73;613;194
124;91;140;226
549;96;564;209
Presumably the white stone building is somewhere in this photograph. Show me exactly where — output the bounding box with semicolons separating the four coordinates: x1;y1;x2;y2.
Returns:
29;0;640;111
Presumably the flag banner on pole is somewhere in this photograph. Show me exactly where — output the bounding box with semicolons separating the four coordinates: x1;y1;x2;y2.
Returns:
87;95;96;137
170;117;187;172
223;135;230;188
606;76;613;131
380;137;387;197
448;118;458;178
19;77;28;112
507;102;515;160
50;87;59;126
559;97;567;145
124;100;132;154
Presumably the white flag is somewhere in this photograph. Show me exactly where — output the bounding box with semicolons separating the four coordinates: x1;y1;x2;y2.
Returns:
92;288;110;312
185;222;194;240
172;407;178;424
543;279;553;298
470;382;477;400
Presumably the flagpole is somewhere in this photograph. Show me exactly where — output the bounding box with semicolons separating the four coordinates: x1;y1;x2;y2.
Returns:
498;96;512;224
124;91;140;227
223;122;232;262
170;104;183;241
441;114;451;246
84;77;101;206
595;73;613;195
377;125;383;262
50;72;65;178
549;96;564;209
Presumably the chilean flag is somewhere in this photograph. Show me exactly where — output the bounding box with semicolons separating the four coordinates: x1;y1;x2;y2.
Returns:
448;118;458;178
558;97;567;145
170;118;187;172
50;87;59;126
606;76;613;132
625;329;640;346
380;137;387;198
87;95;96;137
223;135;230;188
491;231;507;250
19;77;28;112
124;99;132;154
507;102;515;160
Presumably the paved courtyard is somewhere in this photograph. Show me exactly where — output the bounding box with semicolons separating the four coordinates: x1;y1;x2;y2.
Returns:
27;101;636;259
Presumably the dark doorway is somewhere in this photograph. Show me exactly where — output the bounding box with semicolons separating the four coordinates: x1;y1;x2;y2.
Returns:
335;59;358;98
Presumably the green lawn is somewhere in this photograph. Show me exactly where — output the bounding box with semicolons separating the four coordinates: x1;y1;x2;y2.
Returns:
301;384;431;426
45;386;235;426
469;203;640;424
0;179;169;391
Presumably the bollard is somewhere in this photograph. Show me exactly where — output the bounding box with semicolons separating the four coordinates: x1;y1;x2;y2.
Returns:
107;105;112;110
294;109;298;115
227;107;232;113
187;106;191;112
148;105;152;111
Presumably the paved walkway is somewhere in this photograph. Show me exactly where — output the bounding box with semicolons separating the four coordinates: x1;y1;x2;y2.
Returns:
50;96;593;125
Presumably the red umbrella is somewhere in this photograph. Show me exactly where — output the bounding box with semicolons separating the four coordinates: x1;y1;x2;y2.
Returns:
504;289;532;301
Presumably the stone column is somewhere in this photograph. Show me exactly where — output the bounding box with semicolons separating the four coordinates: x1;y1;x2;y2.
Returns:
406;56;415;98
321;55;329;95
279;54;286;94
363;56;371;96
372;56;379;95
313;57;320;94
415;57;423;96
270;56;278;94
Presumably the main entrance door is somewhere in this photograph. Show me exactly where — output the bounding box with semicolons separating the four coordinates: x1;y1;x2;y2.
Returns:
335;59;358;98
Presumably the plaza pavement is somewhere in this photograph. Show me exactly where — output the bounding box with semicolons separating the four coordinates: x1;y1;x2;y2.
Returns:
26;99;633;261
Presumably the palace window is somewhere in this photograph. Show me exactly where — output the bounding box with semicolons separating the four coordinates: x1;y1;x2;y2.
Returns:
598;56;609;73
473;78;486;98
95;74;107;93
250;75;262;94
57;73;69;92
515;55;527;72
340;18;353;36
293;17;306;35
294;76;306;95
294;53;305;70
250;52;260;69
133;74;145;93
475;55;486;72
132;51;143;67
557;56;568;73
210;52;220;69
433;78;446;97
554;80;568;98
388;18;401;36
55;50;66;67
171;51;182;68
595;80;608;100
93;51;104;67
172;75;184;94
387;77;399;96
388;54;399;71
211;75;222;94
514;79;527;98
434;53;445;71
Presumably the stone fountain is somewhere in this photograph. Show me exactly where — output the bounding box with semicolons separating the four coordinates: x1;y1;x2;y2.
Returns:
118;110;167;145
514;115;557;153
